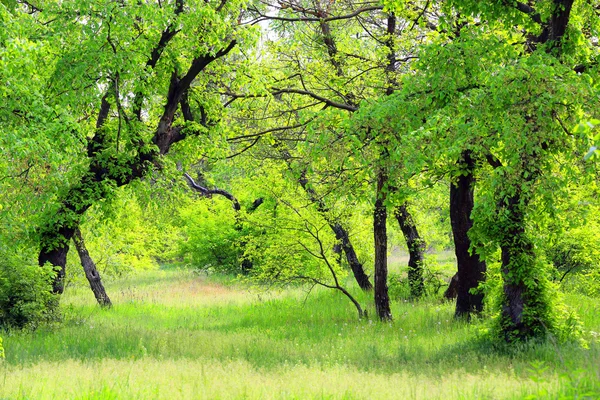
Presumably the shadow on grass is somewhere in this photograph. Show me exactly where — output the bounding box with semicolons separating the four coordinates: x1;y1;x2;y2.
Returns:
4;281;598;385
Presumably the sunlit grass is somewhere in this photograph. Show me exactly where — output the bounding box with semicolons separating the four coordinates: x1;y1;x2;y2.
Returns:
1;269;599;399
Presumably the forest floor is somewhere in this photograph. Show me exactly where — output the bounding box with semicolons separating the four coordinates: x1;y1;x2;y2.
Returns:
1;267;599;399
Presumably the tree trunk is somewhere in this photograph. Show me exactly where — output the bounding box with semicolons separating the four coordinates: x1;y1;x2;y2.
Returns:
394;203;425;298
450;150;486;318
498;191;547;341
297;171;372;291
38;239;71;294
494;0;575;341
374;170;392;321
72;228;112;307
443;272;459;300
38;176;105;294
330;223;373;291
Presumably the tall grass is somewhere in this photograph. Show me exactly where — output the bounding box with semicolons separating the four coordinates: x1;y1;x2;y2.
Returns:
1;269;599;399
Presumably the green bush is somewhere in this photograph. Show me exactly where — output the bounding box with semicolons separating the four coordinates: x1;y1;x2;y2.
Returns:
0;260;59;329
547;227;600;297
179;200;244;274
0;336;4;359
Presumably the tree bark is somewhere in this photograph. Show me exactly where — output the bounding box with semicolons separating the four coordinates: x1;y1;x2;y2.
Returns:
495;0;574;340
394;203;425;298
374;170;392;320
72;228;112;307
443;273;459;300
450;150;486;318
330;223;373;290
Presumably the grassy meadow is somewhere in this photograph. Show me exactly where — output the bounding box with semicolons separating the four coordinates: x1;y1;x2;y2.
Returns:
1;266;599;399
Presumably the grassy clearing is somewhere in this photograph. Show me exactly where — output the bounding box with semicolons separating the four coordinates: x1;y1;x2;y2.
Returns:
1;269;599;399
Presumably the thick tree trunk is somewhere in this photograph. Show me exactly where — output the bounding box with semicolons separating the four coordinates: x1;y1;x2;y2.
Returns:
450;150;486;318
72;228;112;307
374;170;392;321
494;0;575;341
498;192;545;340
38;162;146;294
394;203;425;298
38;232;73;294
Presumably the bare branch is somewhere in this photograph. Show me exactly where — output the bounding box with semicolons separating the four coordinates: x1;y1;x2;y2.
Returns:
183;172;241;211
249;5;383;24
272;88;357;112
227;121;311;142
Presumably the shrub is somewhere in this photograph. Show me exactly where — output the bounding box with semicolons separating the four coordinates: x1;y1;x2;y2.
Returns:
179;200;244;274
547;227;600;297
0;260;59;329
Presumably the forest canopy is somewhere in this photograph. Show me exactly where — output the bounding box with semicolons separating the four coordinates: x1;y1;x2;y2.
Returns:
1;0;599;346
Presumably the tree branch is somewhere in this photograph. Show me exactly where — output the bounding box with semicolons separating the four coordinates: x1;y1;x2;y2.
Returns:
184;172;241;210
249;5;382;24
271;88;357;112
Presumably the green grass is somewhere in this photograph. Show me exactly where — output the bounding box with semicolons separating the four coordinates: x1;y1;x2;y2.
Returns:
1;269;599;399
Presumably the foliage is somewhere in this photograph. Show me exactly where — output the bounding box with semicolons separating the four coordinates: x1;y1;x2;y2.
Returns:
2;0;600;346
480;258;583;344
241;179;346;288
179;198;243;274
548;227;600;297
0;257;58;329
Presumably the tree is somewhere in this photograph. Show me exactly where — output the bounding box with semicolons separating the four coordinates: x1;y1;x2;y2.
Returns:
9;0;250;293
395;0;599;338
237;0;438;318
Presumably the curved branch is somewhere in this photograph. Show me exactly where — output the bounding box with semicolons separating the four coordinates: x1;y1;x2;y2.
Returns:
184;173;241;211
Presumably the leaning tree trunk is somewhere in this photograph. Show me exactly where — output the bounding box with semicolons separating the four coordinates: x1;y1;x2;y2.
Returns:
296;171;372;291
72;228;112;307
38;32;237;292
450;150;486;318
394;203;425;298
330;223;373;291
374;170;392;320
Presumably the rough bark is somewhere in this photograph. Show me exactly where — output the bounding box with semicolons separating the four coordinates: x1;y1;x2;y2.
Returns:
371;12;396;319
499;192;540;340
394;203;425;298
450;150;486;317
374;170;392;320
331;223;373;290
72;228;112;307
